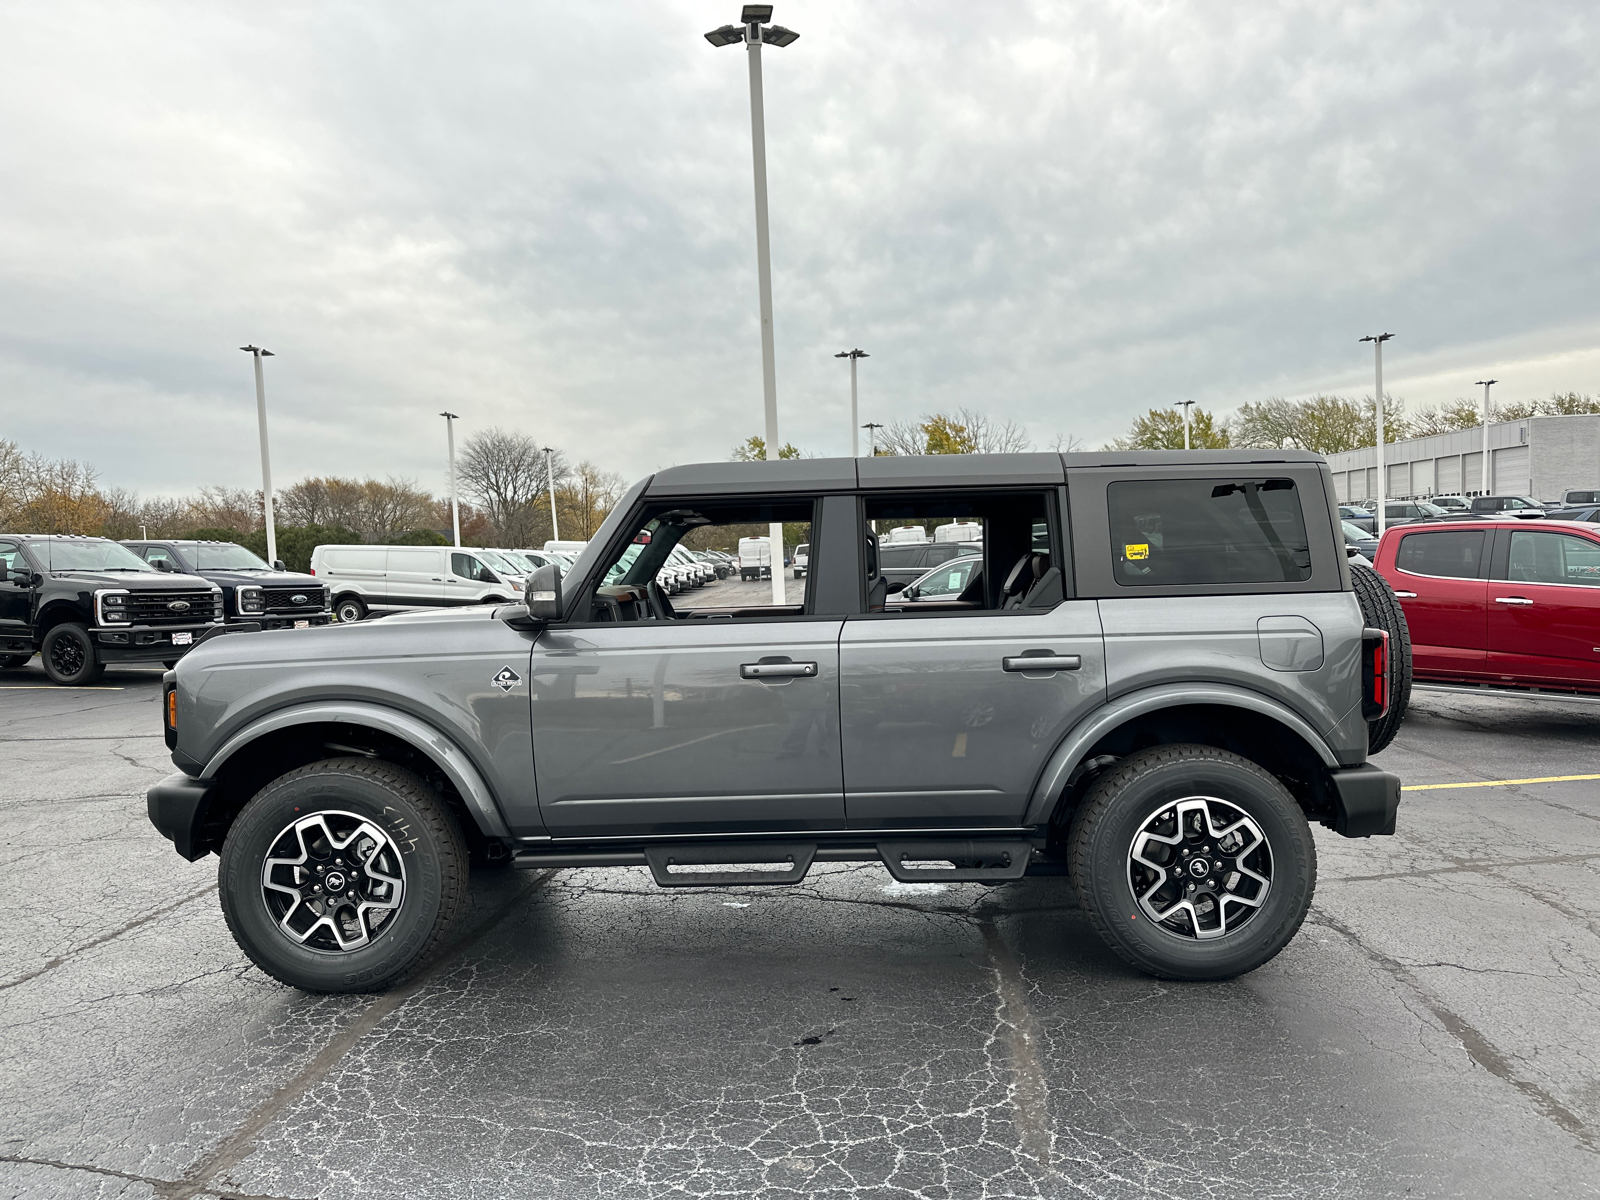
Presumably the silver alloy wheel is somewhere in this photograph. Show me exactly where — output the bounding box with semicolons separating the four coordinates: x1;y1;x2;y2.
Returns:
1128;796;1271;940
260;810;406;953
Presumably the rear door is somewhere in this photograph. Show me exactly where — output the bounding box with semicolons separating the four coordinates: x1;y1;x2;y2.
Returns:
1382;527;1491;680
1486;527;1600;687
321;548;387;600
840;489;1106;826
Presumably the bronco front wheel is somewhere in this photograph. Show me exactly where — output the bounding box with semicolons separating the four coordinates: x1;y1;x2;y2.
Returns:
218;757;469;993
1069;743;1315;981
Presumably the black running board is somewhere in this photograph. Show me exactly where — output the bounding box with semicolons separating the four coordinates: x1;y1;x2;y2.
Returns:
644;842;816;887
878;839;1032;883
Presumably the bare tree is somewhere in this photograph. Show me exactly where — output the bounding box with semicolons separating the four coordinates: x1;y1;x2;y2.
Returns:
360;478;435;541
874;409;1032;456
182;486;261;534
558;461;626;540
457;428;566;547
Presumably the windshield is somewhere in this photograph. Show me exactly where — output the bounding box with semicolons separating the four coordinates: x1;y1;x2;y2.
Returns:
1341;521;1371;540
1417;502;1447;516
477;550;526;577
909;554;981;598
190;543;271;570
36;538;155;573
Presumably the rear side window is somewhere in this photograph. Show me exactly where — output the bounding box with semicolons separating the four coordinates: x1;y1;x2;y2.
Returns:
1108;478;1312;587
1508;531;1600;586
1395;530;1486;579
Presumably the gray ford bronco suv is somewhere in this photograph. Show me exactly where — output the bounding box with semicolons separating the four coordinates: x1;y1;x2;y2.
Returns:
148;451;1407;992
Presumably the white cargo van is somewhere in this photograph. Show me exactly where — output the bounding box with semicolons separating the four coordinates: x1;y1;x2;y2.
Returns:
543;540;589;556
933;521;982;543
883;525;928;544
310;544;522;623
737;537;772;582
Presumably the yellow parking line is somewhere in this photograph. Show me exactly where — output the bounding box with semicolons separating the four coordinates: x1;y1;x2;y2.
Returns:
1403;773;1600;792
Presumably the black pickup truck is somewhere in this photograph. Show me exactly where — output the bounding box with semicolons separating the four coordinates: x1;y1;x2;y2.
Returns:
0;535;224;684
121;539;331;630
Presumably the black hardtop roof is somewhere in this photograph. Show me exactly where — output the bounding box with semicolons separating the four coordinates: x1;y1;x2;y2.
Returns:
643;449;1327;497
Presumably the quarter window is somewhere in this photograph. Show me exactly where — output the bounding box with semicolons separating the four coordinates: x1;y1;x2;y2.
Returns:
1395;530;1486;579
1108;478;1311;587
1507;531;1600;587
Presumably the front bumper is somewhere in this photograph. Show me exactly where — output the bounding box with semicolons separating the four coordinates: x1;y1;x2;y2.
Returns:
1329;764;1400;837
92;623;223;662
232;611;333;631
148;771;219;861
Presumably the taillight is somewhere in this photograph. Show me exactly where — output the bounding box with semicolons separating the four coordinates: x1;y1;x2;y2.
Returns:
1361;628;1390;720
309;567;315;574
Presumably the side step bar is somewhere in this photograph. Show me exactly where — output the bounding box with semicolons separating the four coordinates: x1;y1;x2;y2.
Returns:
878;840;1032;883
510;838;1039;885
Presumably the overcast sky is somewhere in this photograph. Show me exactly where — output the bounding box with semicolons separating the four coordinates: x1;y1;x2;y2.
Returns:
2;1;1597;497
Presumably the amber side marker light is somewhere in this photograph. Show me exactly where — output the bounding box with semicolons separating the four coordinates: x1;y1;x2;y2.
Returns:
166;689;177;730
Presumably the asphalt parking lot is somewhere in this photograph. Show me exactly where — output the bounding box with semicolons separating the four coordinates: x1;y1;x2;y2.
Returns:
3;662;1599;1199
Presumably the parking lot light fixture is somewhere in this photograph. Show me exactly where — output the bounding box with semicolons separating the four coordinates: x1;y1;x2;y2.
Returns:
1175;400;1195;450
240;346;278;567
542;445;559;543
1476;380;1497;495
836;350;870;456
706;4;798;606
862;421;884;457
440;412;461;548
1359;333;1394;537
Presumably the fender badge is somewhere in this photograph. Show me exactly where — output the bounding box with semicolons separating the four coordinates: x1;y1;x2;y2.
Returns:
491;666;522;692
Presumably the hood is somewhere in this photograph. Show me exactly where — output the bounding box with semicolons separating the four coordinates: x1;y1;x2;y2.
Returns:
53;570;214;591
185;568;322;588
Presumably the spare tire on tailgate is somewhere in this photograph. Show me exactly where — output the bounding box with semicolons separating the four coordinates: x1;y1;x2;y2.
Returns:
1351;562;1412;754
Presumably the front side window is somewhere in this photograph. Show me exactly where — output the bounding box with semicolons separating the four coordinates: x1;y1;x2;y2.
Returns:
1396;530;1486;579
450;553;496;583
1108;478;1311;587
591;500;814;620
1507;531;1600;587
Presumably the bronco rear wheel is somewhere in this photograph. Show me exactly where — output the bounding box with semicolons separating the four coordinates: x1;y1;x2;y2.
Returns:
219;757;469;993
1069;743;1315;981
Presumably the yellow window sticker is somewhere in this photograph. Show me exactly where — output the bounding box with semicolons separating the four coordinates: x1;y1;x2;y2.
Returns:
1124;543;1150;560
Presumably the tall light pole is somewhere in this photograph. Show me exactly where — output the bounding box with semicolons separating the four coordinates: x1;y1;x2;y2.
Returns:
836;349;869;456
708;5;798;604
1476;380;1497;496
542;446;559;543
1360;333;1394;538
862;422;884;457
240;346;278;566
440;412;461;548
1175;400;1196;450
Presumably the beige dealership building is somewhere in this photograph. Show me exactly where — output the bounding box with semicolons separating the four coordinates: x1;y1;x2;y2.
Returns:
1325;413;1600;505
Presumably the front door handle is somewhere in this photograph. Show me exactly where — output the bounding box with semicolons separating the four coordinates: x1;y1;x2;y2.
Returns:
1393;591;1417;598
1494;597;1534;606
1003;654;1081;672
740;661;818;679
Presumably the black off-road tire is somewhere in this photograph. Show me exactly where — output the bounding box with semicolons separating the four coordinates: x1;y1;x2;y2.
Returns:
41;624;106;686
1351;563;1412;754
1068;743;1317;981
219;757;470;993
0;653;31;669
334;595;367;624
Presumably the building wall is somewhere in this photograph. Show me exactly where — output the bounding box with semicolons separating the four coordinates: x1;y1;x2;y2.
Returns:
1325;413;1600;503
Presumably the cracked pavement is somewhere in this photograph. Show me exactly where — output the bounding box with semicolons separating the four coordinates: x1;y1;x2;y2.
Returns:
2;664;1598;1198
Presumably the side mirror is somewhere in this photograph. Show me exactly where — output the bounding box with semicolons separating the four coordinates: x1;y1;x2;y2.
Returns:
152;559;171;572
273;559;286;571
524;563;562;622
1346;545;1360;558
902;584;919;600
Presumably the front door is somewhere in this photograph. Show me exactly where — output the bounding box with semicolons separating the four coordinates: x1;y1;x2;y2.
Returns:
0;541;35;646
1486;527;1600;688
386;548;445;606
529;620;845;836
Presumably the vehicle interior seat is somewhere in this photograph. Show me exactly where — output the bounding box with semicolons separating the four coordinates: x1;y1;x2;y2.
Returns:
865;532;887;611
1509;538;1537;582
1001;552;1050;609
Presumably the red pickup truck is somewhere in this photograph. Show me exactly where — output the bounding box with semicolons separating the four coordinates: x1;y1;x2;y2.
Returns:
1374;519;1600;692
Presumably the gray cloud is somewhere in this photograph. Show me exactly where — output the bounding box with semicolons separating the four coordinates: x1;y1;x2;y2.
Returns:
1;0;1596;496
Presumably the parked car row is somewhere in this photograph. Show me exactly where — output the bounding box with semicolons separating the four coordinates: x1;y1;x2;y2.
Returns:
1373;517;1600;693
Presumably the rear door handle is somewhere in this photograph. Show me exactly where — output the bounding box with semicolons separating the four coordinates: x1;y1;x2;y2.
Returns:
740;662;818;679
1003;654;1081;672
1494;597;1534;606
